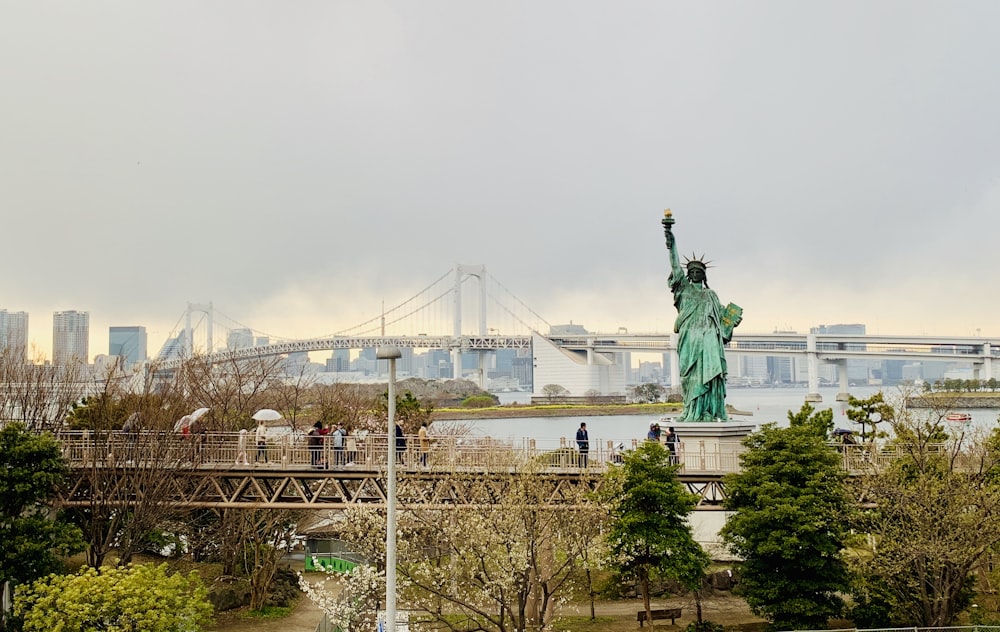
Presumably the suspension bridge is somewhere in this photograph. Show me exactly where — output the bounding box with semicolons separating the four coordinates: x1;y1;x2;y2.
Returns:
149;263;1000;400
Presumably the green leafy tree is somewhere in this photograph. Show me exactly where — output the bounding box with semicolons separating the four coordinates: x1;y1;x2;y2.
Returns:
377;390;433;432
14;563;212;632
846;391;894;443
0;422;84;597
787;402;834;438
721;423;853;630
603;441;710;625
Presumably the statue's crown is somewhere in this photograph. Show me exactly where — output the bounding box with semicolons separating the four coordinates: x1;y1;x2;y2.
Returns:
683;253;711;270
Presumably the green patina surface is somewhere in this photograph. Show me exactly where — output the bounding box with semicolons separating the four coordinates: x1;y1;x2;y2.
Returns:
662;212;742;422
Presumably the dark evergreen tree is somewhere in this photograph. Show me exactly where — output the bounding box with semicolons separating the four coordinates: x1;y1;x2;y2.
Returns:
721;423;853;630
603;441;710;625
0;423;84;606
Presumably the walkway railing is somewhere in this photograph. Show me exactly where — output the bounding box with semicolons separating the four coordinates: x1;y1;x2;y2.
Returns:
54;430;747;474
53;431;923;476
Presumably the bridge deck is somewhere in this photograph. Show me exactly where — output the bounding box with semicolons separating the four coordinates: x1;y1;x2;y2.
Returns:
55;431;887;510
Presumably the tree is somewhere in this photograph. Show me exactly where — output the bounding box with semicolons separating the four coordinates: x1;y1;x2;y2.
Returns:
541;384;568;402
630;383;665;404
320;461;606;632
0;346;84;431
176;353;285;430
300;564;385;632
846;391;895;443
721;423;853;630
786;401;834;438
603;441;710;626
14;563;212;632
849;397;1000;626
313;383;381;432
0;422;84;601
234;508;302;611
62;360;195;567
376;390;433;433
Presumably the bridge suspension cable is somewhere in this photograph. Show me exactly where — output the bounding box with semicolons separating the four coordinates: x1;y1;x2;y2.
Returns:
154;265;551;359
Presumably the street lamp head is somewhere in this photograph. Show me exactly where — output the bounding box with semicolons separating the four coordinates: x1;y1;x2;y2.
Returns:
377;346;402;360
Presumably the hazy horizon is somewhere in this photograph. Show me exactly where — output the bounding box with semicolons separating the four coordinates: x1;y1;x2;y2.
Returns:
4;2;999;360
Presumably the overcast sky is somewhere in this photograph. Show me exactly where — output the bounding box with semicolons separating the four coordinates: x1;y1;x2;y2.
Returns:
3;2;999;361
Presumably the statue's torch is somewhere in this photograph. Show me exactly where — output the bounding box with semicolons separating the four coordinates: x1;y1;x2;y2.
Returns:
662;209;675;248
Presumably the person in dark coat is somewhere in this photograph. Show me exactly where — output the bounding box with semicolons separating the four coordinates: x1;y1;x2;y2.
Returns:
575;422;589;468
395;421;407;464
308;421;324;468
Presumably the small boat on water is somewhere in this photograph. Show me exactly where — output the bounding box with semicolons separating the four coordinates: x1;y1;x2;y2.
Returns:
946;412;973;424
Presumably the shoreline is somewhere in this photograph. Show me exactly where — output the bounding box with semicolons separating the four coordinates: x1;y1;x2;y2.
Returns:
906;392;1000;409
430;402;753;421
431;403;682;421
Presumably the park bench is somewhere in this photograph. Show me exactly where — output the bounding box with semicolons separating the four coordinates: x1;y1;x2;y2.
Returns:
637;607;682;626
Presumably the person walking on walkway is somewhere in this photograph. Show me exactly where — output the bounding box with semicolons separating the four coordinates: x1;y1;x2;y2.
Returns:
663;426;680;465
332;424;346;466
308;421;324;468
576;422;589;468
418;422;430;467
395;420;407;465
255;419;268;463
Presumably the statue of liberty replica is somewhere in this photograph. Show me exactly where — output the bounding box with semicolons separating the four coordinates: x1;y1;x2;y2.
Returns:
662;210;743;421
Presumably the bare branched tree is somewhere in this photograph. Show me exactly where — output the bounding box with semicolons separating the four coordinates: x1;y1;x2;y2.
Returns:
63;358;193;567
852;390;1000;626
176;353;286;430
327;462;607;632
0;345;85;431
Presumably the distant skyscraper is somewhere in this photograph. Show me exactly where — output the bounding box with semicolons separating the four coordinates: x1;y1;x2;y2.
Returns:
53;310;90;365
109;326;147;366
227;328;254;350
0;309;29;361
326;348;351;372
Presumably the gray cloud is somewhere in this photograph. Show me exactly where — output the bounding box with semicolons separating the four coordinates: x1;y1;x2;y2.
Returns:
3;1;998;358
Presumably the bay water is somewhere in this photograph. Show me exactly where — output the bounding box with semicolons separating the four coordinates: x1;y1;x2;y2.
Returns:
459;386;1000;448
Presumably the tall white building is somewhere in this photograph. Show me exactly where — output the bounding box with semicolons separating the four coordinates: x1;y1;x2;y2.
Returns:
0;309;29;360
53;310;90;365
531;333;626;398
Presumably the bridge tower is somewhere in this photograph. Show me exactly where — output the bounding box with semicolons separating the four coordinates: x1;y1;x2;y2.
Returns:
453;264;489;388
184;302;214;357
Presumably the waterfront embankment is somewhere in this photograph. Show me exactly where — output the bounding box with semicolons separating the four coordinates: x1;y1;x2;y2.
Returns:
907;392;1000;408
431;402;682;421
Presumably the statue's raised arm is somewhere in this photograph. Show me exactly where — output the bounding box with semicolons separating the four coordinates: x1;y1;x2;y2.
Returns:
661;210;741;422
662;209;680;262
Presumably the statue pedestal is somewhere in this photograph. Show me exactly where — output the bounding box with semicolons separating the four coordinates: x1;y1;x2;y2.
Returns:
656;417;756;472
656;416;757;560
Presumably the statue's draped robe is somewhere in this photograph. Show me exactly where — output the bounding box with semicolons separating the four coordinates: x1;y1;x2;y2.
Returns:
670;270;730;421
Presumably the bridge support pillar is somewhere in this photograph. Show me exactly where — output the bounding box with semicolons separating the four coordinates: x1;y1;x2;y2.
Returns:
805;334;822;402
835;360;851;401
982;343;993;382
477;351;488;390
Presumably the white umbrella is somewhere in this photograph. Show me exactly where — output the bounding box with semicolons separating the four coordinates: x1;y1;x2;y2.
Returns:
173;415;192;432
252;408;283;421
190;407;210;421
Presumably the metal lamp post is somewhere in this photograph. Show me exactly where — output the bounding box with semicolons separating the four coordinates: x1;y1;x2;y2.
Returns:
377;346;402;632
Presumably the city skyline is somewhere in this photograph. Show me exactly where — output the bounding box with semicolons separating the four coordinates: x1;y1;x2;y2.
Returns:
4;3;999;361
